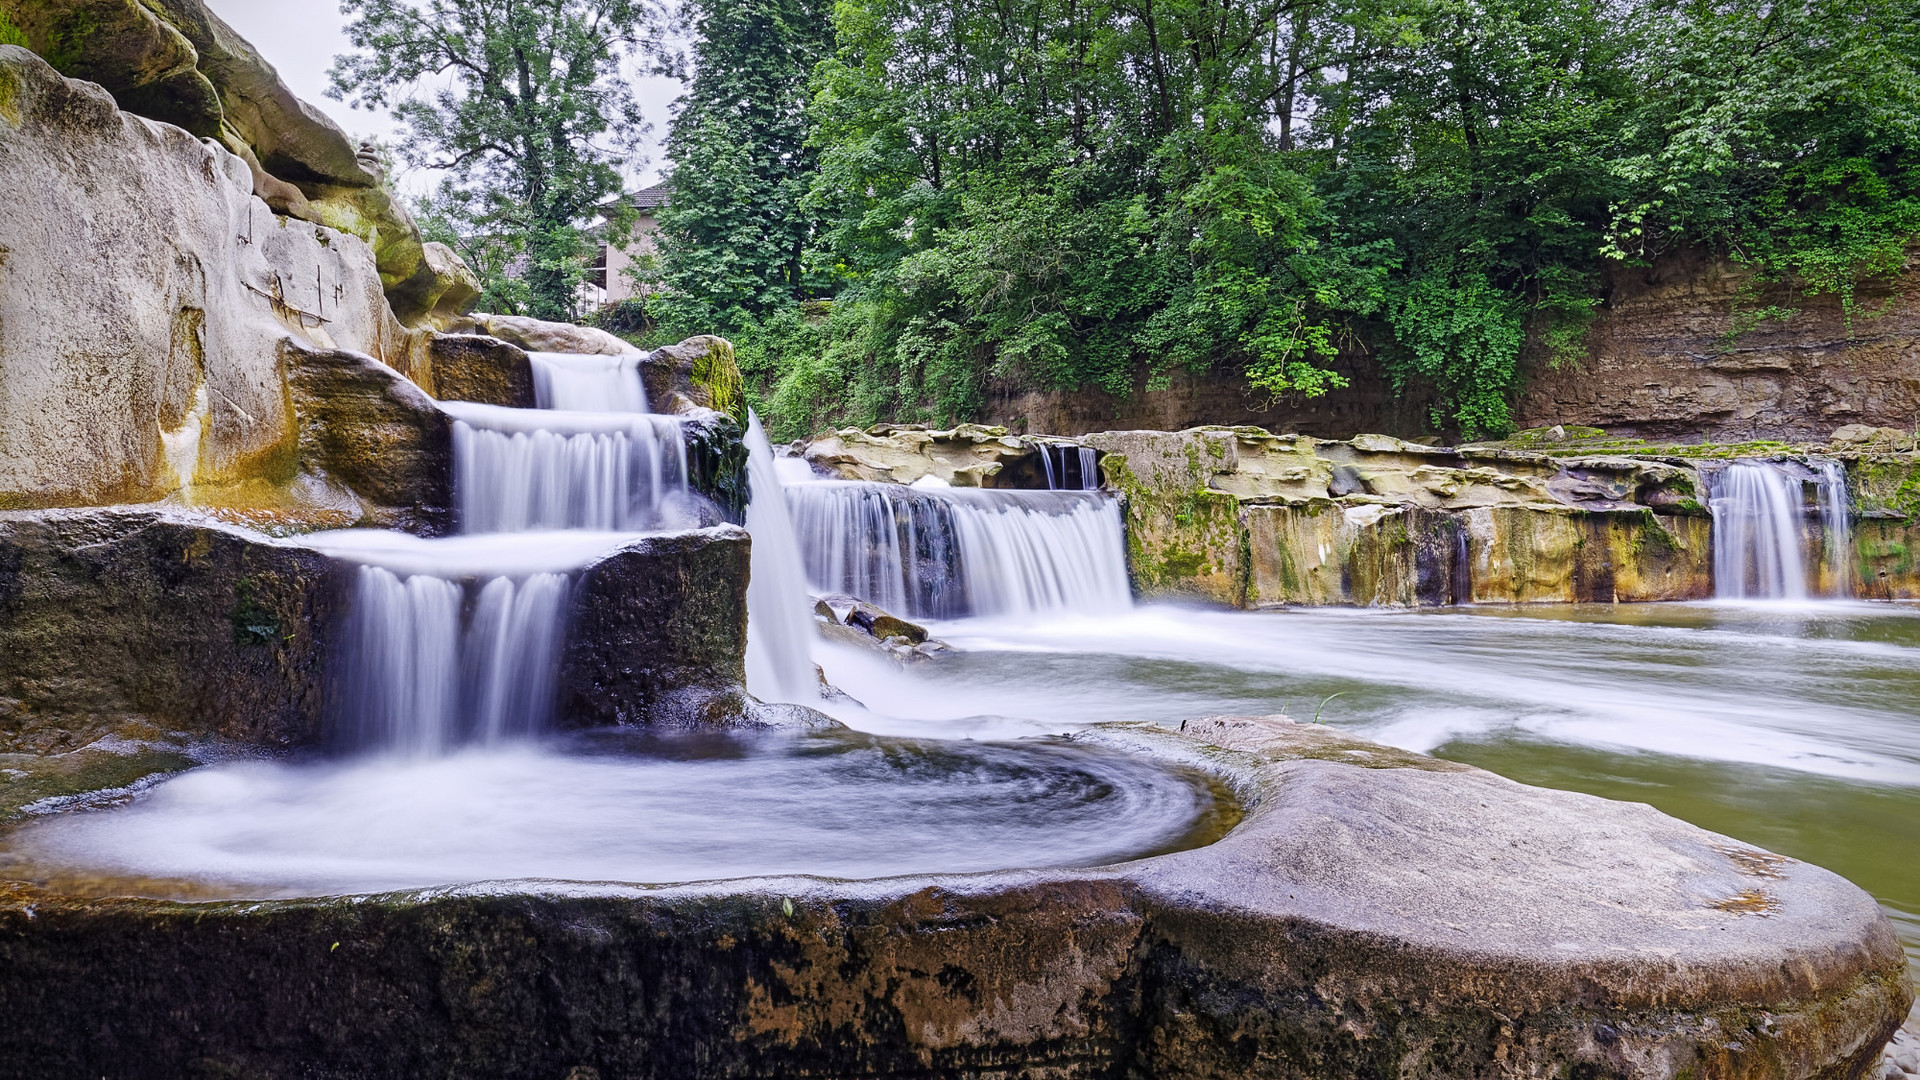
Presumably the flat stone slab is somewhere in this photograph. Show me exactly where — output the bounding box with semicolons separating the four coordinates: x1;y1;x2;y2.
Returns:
0;715;1905;1078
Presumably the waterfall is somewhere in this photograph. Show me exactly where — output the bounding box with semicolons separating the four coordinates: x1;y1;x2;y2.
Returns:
442;401;689;533
1708;461;1811;600
1040;443;1101;490
529;351;648;413
743;412;819;703
785;481;1131;619
335;565;571;755
1814;459;1853;598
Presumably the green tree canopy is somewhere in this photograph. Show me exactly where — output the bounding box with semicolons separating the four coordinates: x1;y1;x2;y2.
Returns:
647;0;836;324
329;0;670;319
650;0;1920;441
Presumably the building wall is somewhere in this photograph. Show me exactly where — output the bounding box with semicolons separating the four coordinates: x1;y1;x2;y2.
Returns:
603;212;663;305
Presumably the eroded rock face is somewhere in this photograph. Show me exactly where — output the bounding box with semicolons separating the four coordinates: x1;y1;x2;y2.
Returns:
805;424;1046;487
283;344;454;535
0;716;1903;1078
421;333;536;409
1516;248;1920;442
0;0;477;327
1079;427;1722;606
0;509;348;753
452;312;635;357
0;47;427;511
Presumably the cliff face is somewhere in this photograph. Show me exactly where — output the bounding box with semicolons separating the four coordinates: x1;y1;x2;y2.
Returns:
980;349;1434;440
980;252;1920;443
0;45;420;510
1517;249;1920;441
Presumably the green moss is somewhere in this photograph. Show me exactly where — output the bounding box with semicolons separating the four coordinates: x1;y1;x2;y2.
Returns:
230;578;280;646
1617;510;1678;557
0;53;20;128
1848;456;1920;523
43;9;96;73
692;339;745;422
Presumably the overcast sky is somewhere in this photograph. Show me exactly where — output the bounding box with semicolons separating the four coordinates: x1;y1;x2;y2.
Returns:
203;0;680;197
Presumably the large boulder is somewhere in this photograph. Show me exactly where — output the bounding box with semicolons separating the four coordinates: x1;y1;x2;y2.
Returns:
0;46;423;511
558;526;759;728
0;0;476;328
283;343;454;535
643;334;744;420
0;715;1903;1078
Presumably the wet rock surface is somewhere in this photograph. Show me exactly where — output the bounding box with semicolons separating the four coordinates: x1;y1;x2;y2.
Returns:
813;593;953;663
422;333;536;409
0;509;348;753
0;715;1904;1079
558;526;763;729
284;343;454;535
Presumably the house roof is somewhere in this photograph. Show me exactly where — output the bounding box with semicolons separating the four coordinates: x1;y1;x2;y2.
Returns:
627;183;671;211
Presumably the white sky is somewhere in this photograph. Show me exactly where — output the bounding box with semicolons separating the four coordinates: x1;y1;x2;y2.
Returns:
203;0;680;198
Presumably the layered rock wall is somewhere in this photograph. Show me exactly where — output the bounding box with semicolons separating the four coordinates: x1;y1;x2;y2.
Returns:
1083;427;1723;607
1517;249;1920;441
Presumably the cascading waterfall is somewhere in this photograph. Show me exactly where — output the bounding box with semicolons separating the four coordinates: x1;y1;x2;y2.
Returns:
743;413;820;703
1814;458;1853;597
785;481;1132;619
1038;443;1101;491
442;401;689;533
311;347;683;754
1705;459;1857;600
335;564;571;755
529;351;648;412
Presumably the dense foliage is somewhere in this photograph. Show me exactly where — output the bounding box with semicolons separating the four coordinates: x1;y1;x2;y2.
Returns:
330;0;670;319
655;0;1920;440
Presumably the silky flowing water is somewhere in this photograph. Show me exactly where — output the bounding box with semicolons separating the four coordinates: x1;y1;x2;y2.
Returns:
811;600;1920;977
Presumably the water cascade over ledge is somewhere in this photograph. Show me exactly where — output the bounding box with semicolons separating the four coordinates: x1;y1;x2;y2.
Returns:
442;400;689;534
785;481;1132;619
299;531;640;754
529;350;648;412
1039;443;1101;490
743;413;820;702
1706;459;1851;600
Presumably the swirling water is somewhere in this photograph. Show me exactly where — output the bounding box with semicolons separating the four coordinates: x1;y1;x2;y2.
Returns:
8;731;1225;896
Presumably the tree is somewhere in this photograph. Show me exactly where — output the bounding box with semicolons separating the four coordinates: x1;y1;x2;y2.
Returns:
650;0;836;325
329;0;669;320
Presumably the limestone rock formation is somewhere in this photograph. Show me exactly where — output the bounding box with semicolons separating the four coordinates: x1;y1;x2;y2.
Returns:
0;0;476;328
1517;248;1920;442
0;45;425;511
448;312;636;357
805;424;1044;487
283;344;454;535
0;715;1903;1078
421;333;538;409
